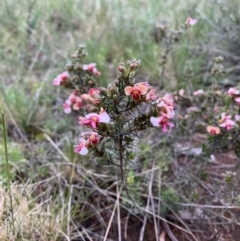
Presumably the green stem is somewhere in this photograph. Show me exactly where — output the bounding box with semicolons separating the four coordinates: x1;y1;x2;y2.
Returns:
118;128;124;183
0;99;15;232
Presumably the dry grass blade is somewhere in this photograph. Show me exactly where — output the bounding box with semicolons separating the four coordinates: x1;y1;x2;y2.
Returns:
67;185;73;238
43;133;71;163
162;220;179;241
139;162;157;241
139;187;151;241
117;184;122;241
104;188;194;235
0;190;4;219
103;185;122;241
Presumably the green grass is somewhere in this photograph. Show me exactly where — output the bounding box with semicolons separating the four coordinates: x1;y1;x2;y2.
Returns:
0;0;207;85
0;0;212;133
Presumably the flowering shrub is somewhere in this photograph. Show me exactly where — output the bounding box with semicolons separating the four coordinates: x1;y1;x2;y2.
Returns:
52;16;198;185
53;46;175;182
176;56;240;157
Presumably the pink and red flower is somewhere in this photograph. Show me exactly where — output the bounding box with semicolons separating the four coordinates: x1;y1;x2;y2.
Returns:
124;84;148;101
83;63;101;76
74;132;101;155
150;115;174;132
207;126;220;135
53;71;70;86
156;100;175;119
81;88;100;105
218;113;236;130
161;93;175;107
74;139;88;155
79;108;110;129
63;91;83;114
81;132;100;146
146;88;157;101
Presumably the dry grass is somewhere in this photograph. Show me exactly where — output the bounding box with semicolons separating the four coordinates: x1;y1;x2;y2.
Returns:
0;184;62;241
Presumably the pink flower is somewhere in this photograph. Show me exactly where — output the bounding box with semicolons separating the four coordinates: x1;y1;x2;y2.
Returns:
161;93;175;107
92;68;101;76
146;88;157;101
227;87;240;97
193;89;204;96
81;131;100;145
81;94;96;105
79;108;110;129
81;88;100;105
87;132;100;145
72;96;83;110
235;114;240;121
186;17;197;26
63;91;83;114
219;119;236;130
179;89;185;96
219;113;235;130
219;112;230;123
74;139;88;155
207;126;220;135
83;63;101;76
150;115;174;132
53;71;69;86
157;100;175;119
88;88;100;96
234;97;240;104
68;91;78;102
124;84;148;101
63;100;72;114
69;92;83;110
83;63;96;71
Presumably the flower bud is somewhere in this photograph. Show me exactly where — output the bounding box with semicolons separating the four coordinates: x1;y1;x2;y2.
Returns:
215;56;224;63
72;76;79;83
129;59;141;71
112;93;119;99
156;23;167;37
211;56;225;78
99;87;108;95
88;80;94;86
107;83;118;97
118;63;127;73
128;79;135;85
66;64;74;71
74;63;82;70
87;105;99;113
